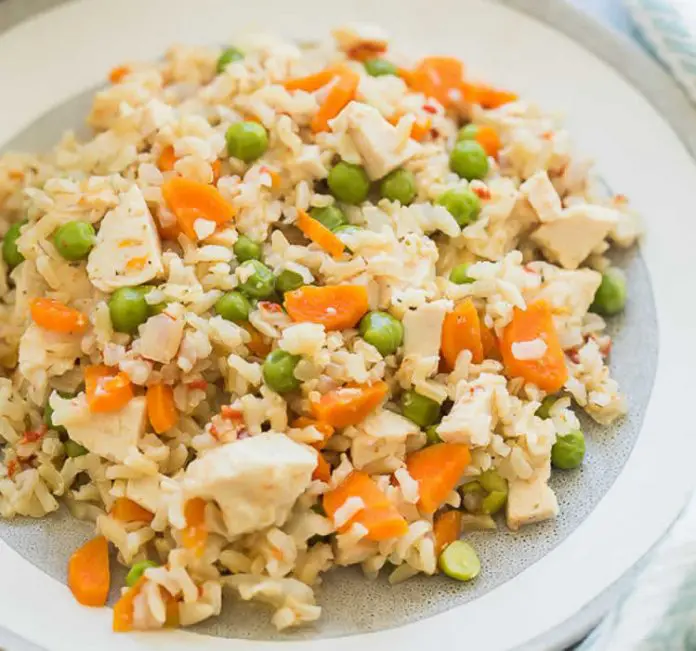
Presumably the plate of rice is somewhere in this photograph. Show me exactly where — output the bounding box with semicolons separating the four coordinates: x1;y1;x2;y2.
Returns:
0;0;695;650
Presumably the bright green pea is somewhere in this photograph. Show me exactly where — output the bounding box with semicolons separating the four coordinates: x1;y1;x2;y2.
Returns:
481;490;507;515
479;469;507;495
309;205;347;231
226;121;269;163
238;260;276;299
126;560;159;587
216;47;244;74
2;222;25;269
400;390;441;428
358;311;404;357
438;540;480;581
379;168;417;205
363;58;398;77
276;269;305;294
457;124;480;142
262;349;301;393
591;268;627;316
327;161;370;205
449;140;489;181
64;440;88;458
233;235;262;262
551;429;586;470
536;395;557;420
449;263;474;284
53;221;96;261
425;425;442;446
437;188;482;227
109;287;150;334
215;291;251;322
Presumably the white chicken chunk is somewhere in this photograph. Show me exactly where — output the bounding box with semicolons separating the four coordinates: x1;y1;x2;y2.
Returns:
87;186;164;292
531;204;618;270
506;462;558;530
135;312;185;364
18;324;82;392
50;393;147;463
181;433;316;537
338;102;420;180
402;299;452;359
519;171;562;223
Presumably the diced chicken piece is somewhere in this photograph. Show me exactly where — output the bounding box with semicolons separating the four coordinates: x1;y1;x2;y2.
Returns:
50;393;147;463
339;102;420;180
18;323;81;391
437;373;505;447
332;23;388;54
135;312;185;364
531;204;618;270
519;171;562;223
351;408;420;471
126;475;162;513
181;433;316;537
506;462;558;530
402;299;452;359
87;186;164;292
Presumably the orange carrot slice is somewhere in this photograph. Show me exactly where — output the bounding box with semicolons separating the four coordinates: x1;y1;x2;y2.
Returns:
409;57;465;109
110;497;154;524
313;452;332;482
161;177;236;240
407;443;472;514
157;145;177;172
241;323;272;358
182;498;207;557
283;68;337;92
434;510;462;555
146;383;178;434
296;209;345;259
311;67;360;133
109;65;130;84
500;300;568;392
323;470;408;541
30;298;88;335
441;299;484;370
68;536;110;607
291;416;334;450
311;381;388;428
284;284;368;331
113;576;146;632
84;365;133;413
462;82;518;109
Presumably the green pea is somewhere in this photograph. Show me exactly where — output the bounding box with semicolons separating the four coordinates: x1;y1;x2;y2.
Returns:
215;291;251;322
456;124;480;142
126;560;159;587
363;58;398;77
358;311;404;357
425;425;442;446
481;490;507;515
276;269;305;294
233;235;262;262
262;349;301;393
591;268;626;316
2;222;25;269
64;440;88;458
53;221;96;261
449;263;474;284
238;260;276;299
438;540;480;581
449;140;489;180
401;390;441;428
536;395;557;420
479;469;507;495
437;188;482;227
44;400;66;435
216;47;244;74
379;168;417;205
461;481;484;495
551;429;586;470
226;121;269;163
309;205;347;231
327;161;370;205
109;287;150;334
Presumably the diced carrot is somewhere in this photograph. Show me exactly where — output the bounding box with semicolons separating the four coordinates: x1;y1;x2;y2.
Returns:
211;160;222;183
157;145;177;172
462;82;518;109
146;383;178;434
291;416;334;450
433;510;462;555
283;67;337;92
241;323;272;357
473;125;502;158
113;576;146;632
68;536;110;607
409;57;465;109
500;300;568;393
182;498;207;557
85;365;134;413
311;381;388;428
284;284;368;331
311;67;360;133
110;497;154;524
406;443;472;514
259;165;281;190
481;324;501;361
109;65;130;84
163;589;180;628
296;209;345;259
161;177;236;240
313;452;332;482
387;112;431;141
441;299;484;370
30;298;88;335
323;470;408;541
346;42;388;62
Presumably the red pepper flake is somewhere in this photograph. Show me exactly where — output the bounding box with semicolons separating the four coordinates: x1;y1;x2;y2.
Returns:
187;379;208;391
6;459;18;479
22;425;47;444
471;185;492;200
423;104;437;115
259;301;283;313
221;406;244;421
430;128;440;139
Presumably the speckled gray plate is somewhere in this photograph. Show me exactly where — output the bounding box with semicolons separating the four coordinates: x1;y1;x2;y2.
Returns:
0;1;695;650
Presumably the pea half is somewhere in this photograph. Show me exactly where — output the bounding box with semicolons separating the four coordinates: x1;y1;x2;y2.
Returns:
309;205;347;232
551;429;586;470
401;390;441;428
379;168;417;205
126;560;159;587
53;221;96;261
363;58;398;77
64;440;88;458
438;540;481;581
237;260;276;299
2;222;25;269
262;349;301;393
591;268;626;316
276;269;305;294
358;311;404;357
536;395;557;420
437;188;481;227
327;161;370;205
449;140;489;181
109;287;150;334
449;263;474;285
233;235;262;262
226;121;269;163
216;47;244;74
215;290;251;322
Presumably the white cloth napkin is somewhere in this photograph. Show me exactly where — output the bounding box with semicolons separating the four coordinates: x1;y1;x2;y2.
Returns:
625;0;696;103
